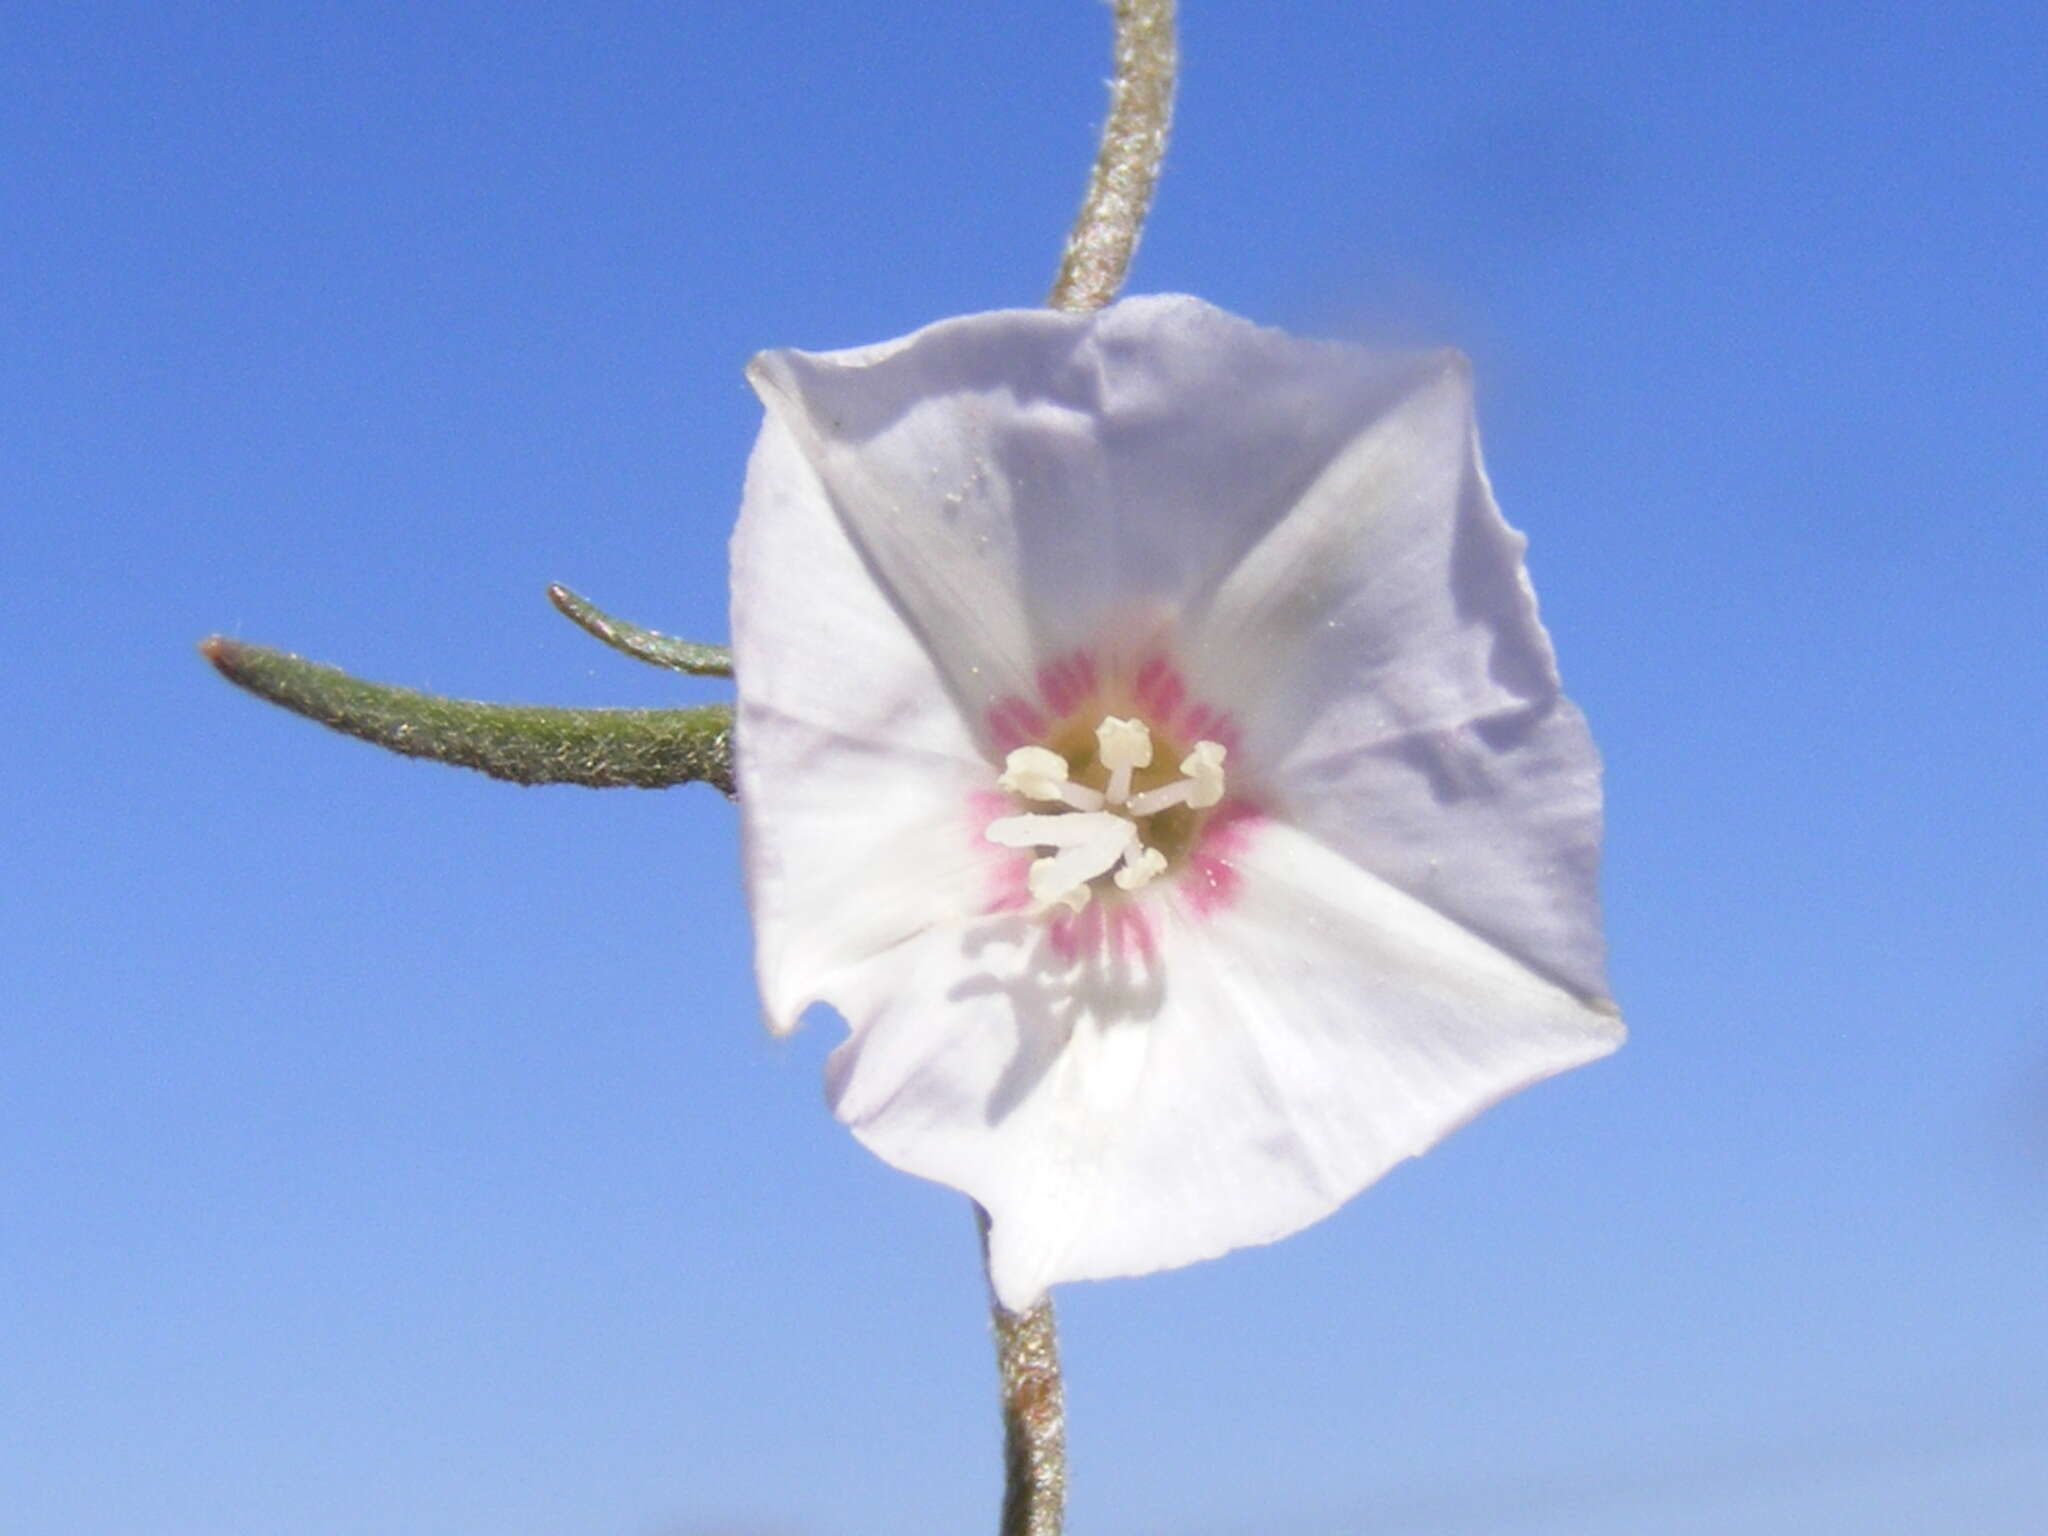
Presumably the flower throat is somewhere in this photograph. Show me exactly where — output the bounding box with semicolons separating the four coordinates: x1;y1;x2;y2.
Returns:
985;713;1228;914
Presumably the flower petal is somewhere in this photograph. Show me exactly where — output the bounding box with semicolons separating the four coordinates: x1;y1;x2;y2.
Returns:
991;822;1620;1303
821;818;1619;1311
730;413;998;1034
745;297;1445;745
1182;358;1610;1000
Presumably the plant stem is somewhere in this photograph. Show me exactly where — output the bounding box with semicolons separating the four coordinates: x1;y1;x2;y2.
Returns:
1047;0;1179;313
982;1210;1066;1536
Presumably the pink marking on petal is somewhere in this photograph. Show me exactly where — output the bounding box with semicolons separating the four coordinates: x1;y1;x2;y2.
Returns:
968;789;1034;914
1134;657;1190;723
1049;904;1104;963
1180;802;1265;918
1113;904;1157;962
984;696;1048;752
1200;799;1263;851
1154;672;1186;722
1183;855;1240;917
1037;662;1076;716
1036;649;1101;719
984;862;1032;915
983;702;1019;750
1182;704;1214;741
1048;913;1078;961
1045;657;1085;716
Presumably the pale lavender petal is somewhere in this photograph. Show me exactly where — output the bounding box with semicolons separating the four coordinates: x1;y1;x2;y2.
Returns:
745;297;1442;748
731;414;1000;1034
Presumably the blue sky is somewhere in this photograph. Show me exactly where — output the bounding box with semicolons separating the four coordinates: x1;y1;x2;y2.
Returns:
6;2;2045;1532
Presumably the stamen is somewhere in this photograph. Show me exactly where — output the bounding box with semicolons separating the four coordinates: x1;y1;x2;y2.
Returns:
985;716;1228;915
1123;739;1229;817
996;745;1103;810
986;812;1121;849
1181;740;1227;809
1120;781;1187;817
1096;715;1153;806
1113;843;1168;892
1032;823;1137;911
988;810;1141;914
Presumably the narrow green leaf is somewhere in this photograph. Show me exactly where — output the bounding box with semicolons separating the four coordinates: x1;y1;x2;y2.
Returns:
548;584;734;676
201;637;734;793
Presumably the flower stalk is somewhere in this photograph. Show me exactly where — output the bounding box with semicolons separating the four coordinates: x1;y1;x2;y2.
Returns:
1048;0;1178;313
984;1211;1066;1536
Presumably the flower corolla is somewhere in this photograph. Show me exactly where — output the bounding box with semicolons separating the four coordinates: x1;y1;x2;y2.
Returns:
730;295;1621;1311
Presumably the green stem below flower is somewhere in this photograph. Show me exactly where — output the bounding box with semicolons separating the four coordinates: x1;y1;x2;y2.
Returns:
200;636;734;793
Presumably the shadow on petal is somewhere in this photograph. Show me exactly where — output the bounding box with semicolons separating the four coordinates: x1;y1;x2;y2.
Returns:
952;909;1167;1126
1381;700;1559;806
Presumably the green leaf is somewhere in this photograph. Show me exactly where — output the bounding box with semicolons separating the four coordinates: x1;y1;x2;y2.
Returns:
201;637;734;794
547;584;734;676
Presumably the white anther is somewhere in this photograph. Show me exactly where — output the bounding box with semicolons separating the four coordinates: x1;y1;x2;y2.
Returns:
1096;715;1153;806
1181;740;1227;809
1113;843;1169;892
996;745;1104;810
997;746;1070;800
1095;716;1154;770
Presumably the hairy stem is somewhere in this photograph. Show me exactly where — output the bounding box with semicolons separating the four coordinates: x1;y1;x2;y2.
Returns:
1047;0;1179;313
982;1209;1066;1536
201;637;734;793
547;584;734;676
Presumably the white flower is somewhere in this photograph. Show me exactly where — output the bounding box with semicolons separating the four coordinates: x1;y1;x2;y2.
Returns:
730;295;1622;1311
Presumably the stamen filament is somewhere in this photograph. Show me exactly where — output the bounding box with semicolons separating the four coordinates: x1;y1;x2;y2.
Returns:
1058;781;1107;812
1122;780;1191;817
1023;817;1138;912
1096;715;1153;807
986;811;1128;849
